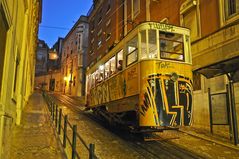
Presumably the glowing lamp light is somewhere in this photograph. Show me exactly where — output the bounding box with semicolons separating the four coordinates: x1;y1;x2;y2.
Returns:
49;50;58;60
64;76;68;81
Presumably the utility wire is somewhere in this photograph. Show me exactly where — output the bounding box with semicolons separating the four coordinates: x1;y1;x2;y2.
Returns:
40;25;70;30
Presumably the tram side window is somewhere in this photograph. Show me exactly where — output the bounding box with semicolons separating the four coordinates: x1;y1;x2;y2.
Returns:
99;65;104;82
126;36;138;66
117;50;123;71
91;72;96;88
105;60;110;79
148;30;157;58
95;67;104;84
110;56;116;75
159;32;184;61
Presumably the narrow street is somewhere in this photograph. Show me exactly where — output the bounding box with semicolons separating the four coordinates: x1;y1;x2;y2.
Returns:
48;93;239;159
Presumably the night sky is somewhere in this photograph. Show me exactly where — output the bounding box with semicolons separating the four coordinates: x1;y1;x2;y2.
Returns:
38;0;92;48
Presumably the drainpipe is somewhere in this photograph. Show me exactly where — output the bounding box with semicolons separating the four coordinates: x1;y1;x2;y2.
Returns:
227;73;238;146
146;0;150;21
123;0;127;36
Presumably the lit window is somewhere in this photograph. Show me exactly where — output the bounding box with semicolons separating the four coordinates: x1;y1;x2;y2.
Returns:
105;61;110;79
110;56;116;75
98;39;102;48
117;50;123;71
127;36;138;66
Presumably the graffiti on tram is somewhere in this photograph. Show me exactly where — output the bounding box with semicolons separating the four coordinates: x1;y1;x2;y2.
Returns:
140;74;193;126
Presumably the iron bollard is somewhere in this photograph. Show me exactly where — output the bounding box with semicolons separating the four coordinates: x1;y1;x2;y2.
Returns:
52;104;55;121
63;115;68;148
72;125;77;159
55;105;58;127
51;102;54;117
89;143;95;159
58;109;62;135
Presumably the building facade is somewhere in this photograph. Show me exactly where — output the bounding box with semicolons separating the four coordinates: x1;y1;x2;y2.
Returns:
50;37;64;70
35;39;49;76
62;16;89;96
87;0;239;142
0;0;42;158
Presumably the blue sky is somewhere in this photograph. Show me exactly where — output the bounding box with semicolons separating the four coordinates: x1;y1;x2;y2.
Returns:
38;0;93;48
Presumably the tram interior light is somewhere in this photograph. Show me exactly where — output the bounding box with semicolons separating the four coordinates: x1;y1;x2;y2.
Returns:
99;65;104;70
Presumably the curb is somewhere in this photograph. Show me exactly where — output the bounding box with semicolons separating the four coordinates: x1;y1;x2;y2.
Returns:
179;130;239;151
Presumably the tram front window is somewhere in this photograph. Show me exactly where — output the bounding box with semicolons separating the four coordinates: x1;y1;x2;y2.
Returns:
159;32;184;61
148;30;157;58
140;30;147;59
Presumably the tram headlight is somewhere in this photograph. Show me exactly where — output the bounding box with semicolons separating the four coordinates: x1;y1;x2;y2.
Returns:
170;72;178;82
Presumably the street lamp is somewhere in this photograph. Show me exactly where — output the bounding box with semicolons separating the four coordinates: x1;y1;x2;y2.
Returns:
48;50;58;91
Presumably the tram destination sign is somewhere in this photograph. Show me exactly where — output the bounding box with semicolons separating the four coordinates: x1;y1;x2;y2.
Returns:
148;22;175;32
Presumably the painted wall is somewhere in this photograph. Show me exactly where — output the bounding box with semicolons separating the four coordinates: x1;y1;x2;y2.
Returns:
0;0;42;158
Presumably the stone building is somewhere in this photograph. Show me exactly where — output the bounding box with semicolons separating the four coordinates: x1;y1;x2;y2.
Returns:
87;0;239;143
62;15;89;96
35;39;49;76
0;0;42;157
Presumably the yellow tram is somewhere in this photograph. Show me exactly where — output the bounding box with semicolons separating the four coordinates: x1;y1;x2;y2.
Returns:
86;22;193;132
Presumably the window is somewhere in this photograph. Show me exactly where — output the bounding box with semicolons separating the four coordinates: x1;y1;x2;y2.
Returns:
98;8;103;24
97;30;102;48
78;34;81;51
98;38;102;48
0;7;9;93
127;36;138;66
159;32;184;61
109;56;116;75
180;0;200;41
91;22;95;33
13;55;20;93
225;0;239;19
106;0;111;14
105;61;110;79
148;30;157;58
106;19;111;27
117;50;123;71
132;0;140;19
91;72;96;88
96;66;104;84
140;30;147;59
106;33;111;41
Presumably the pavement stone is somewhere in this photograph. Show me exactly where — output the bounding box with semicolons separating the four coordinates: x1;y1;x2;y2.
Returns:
9;93;66;159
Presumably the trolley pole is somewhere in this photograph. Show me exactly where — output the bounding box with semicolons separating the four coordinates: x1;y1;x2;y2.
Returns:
227;73;238;146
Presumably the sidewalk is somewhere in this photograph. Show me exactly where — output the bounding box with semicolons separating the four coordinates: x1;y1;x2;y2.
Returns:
180;126;239;151
9;93;66;159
